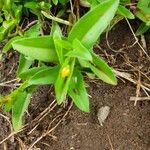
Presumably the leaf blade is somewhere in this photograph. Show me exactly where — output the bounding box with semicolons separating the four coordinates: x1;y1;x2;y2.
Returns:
12;91;31;131
117;5;135;19
68;0;119;49
28;66;59;86
12;36;58;62
66;39;93;61
87;53;117;85
68;69;89;112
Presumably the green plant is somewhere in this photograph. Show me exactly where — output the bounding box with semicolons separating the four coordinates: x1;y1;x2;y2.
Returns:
135;0;150;35
135;0;150;25
79;0;135;31
1;0;119;131
0;0;22;41
0;0;67;43
84;0;150;35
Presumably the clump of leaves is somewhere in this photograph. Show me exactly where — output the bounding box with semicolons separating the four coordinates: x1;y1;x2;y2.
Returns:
0;0;64;43
1;0;119;131
85;0;150;35
80;0;135;30
0;0;22;41
134;0;150;35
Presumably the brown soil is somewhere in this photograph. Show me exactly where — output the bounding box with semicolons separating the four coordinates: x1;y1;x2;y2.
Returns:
0;20;150;150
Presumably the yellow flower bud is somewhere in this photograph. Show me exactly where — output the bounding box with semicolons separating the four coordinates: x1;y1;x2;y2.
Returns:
0;95;12;104
61;65;70;78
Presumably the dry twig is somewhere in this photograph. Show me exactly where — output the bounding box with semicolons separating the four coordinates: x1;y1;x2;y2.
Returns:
134;71;141;106
125;18;150;61
130;97;150;101
0;100;57;145
107;134;114;150
114;70;150;93
28;102;73;150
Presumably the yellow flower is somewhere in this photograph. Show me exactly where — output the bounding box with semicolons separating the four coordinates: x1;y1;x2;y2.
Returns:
0;95;12;105
61;65;70;78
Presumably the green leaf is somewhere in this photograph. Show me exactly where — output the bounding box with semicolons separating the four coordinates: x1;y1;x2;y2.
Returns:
3;19;17;32
117;5;135;19
55;58;75;104
66;39;93;61
17;54;33;77
14;5;22;22
19;66;47;80
68;0;119;49
3;82;27;112
136;22;150;35
68;69;89;112
0;26;7;41
137;0;150;15
3;36;21;53
39;1;51;10
59;0;69;5
24;23;41;37
87;53;117;85
0;19;17;41
28;66;59;86
2;96;13;112
59;38;72;50
4;81;29;112
135;10;150;25
12;91;31;131
12;36;58;62
53;24;64;64
50;21;62;36
3;0;12;11
52;0;58;5
0;15;3;23
0;0;4;10
120;0;131;5
24;1;39;10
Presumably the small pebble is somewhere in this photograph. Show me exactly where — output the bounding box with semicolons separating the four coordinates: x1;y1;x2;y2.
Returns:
97;106;110;126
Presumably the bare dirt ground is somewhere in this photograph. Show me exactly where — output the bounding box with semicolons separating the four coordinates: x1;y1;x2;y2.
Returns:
0;20;150;150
